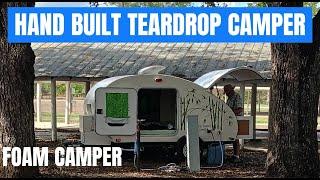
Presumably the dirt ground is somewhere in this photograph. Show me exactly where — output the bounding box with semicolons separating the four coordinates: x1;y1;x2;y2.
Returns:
35;133;269;178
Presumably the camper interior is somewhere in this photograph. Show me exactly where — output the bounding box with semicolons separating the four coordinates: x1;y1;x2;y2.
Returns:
138;88;177;131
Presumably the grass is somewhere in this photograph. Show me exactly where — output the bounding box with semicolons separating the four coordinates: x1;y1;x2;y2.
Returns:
257;116;268;124
244;104;270;113
34;112;80;124
256;116;320;125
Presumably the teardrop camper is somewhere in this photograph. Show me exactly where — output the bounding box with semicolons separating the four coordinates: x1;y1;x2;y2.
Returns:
79;66;264;158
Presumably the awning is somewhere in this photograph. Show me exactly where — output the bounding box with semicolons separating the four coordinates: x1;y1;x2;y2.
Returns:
194;66;264;89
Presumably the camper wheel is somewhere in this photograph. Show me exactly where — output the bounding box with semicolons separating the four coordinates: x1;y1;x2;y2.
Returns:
174;137;205;162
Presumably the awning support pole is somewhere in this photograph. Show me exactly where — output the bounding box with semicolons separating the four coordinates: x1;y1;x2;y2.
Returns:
51;79;57;141
36;82;42;123
239;83;245;149
251;83;257;140
65;81;71;124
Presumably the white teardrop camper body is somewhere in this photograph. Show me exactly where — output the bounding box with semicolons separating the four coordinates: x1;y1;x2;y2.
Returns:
80;74;239;147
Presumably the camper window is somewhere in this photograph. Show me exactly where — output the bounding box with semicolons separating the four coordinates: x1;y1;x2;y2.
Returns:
105;93;129;118
138;89;177;130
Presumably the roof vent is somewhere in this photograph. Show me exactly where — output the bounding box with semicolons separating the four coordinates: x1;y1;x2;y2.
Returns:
138;65;166;75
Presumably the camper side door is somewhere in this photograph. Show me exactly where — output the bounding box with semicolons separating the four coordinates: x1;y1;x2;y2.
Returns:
95;87;137;136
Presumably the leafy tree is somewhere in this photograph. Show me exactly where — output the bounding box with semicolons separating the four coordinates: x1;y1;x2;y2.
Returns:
0;2;39;178
56;83;66;96
41;83;51;96
90;2;230;8
248;2;320;16
202;2;228;7
247;2;268;7
266;2;320;177
72;83;85;97
304;2;320;15
90;2;192;7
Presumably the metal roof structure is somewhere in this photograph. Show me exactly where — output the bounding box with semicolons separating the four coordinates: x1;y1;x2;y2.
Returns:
194;67;265;89
32;42;272;81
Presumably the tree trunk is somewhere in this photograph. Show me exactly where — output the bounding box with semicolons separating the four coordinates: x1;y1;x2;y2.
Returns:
267;2;320;177
0;2;39;177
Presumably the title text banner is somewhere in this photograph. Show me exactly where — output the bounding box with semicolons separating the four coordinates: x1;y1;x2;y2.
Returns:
7;7;313;43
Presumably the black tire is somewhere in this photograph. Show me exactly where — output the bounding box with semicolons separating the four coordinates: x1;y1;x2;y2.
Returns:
174;137;206;163
174;137;186;162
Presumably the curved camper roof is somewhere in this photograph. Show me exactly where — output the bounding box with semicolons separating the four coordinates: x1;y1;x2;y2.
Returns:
85;74;198;102
138;65;166;75
194;66;264;89
85;75;133;101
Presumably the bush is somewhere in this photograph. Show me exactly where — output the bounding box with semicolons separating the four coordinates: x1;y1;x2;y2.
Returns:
56;83;66;96
36;82;85;97
72;83;85;97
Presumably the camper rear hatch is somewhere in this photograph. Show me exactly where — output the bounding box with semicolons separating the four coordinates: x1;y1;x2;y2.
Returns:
95;87;137;136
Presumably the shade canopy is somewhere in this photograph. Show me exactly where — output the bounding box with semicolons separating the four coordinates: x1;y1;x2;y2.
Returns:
194;66;264;89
